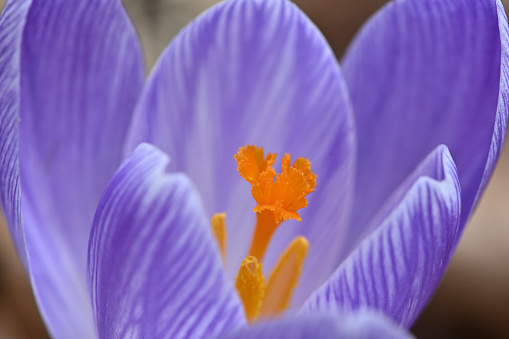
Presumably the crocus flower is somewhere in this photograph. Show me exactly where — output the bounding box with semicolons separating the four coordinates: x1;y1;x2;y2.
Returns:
0;0;507;337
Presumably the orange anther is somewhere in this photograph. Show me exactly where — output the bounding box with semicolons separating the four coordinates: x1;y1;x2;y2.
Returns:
260;237;309;317
235;256;266;322
211;213;227;263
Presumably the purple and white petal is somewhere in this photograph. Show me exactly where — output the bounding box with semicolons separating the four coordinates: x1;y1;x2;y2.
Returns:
477;1;509;205
127;0;356;306
0;0;32;267
16;0;145;336
302;146;461;328
219;311;412;339
343;0;508;248
89;144;246;338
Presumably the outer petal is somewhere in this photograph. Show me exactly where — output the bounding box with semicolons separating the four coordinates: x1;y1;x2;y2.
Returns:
302;146;461;328
127;0;356;307
344;0;509;247
219;311;413;339
0;0;32;267
88;144;246;339
15;0;144;336
478;1;509;204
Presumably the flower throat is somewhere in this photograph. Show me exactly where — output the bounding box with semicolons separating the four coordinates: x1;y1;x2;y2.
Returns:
211;145;316;322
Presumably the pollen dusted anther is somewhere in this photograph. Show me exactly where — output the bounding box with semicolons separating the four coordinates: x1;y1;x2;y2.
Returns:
235;256;265;321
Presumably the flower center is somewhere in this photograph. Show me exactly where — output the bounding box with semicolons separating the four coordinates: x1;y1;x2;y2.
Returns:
211;145;316;322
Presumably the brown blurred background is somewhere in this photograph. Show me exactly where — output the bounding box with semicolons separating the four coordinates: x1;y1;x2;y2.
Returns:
0;0;507;337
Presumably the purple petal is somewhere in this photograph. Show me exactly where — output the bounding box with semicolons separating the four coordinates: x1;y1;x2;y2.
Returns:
302;146;461;328
219;311;412;339
127;0;356;306
477;1;509;206
0;0;32;267
344;0;509;248
10;0;145;336
88;143;246;338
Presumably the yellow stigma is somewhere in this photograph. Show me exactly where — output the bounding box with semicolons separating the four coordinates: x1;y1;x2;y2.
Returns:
235;256;265;321
235;145;316;261
211;145;315;322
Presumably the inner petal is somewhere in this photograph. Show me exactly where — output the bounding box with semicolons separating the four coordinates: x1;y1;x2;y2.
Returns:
125;0;357;296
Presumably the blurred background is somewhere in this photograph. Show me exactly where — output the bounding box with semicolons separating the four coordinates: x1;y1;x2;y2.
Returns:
0;0;508;337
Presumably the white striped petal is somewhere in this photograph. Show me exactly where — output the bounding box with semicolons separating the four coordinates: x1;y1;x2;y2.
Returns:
88;144;246;338
344;0;509;247
126;0;356;307
219;311;412;339
302;145;461;328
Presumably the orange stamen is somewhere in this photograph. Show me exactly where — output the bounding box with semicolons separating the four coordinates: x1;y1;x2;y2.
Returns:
260;237;309;317
229;146;316;321
211;213;227;262
235;256;265;322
